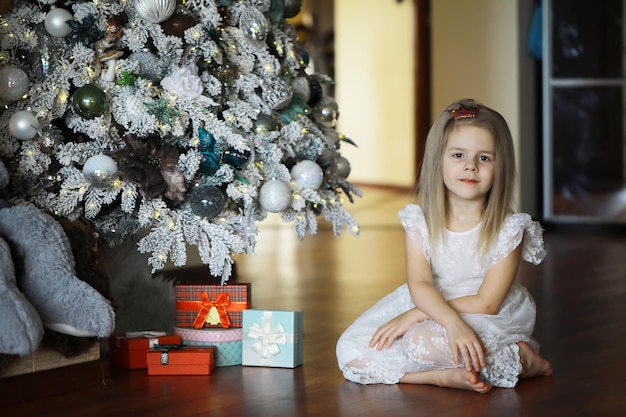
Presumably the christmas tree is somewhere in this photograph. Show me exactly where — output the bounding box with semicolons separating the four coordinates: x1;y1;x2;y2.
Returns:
0;0;360;283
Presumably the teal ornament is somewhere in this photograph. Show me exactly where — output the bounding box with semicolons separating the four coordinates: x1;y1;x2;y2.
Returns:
71;84;107;119
65;14;104;46
295;44;309;66
198;128;220;176
189;185;226;219
265;0;285;25
278;96;307;124
222;148;251;168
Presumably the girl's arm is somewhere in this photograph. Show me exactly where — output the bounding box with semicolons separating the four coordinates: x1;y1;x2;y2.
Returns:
447;242;523;315
369;233;431;351
370;233;486;371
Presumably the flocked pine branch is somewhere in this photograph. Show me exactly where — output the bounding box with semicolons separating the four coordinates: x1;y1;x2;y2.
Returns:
0;0;360;283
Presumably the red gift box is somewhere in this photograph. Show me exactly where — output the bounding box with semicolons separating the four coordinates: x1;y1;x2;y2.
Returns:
147;347;215;375
109;333;182;369
175;284;251;329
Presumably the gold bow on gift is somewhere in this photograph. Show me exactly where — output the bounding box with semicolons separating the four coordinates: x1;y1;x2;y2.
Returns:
193;292;231;328
177;290;249;329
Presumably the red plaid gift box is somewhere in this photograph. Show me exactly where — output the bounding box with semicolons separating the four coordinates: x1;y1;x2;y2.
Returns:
175;283;251;329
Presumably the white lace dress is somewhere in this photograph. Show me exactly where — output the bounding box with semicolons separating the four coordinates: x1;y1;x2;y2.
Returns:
336;204;546;388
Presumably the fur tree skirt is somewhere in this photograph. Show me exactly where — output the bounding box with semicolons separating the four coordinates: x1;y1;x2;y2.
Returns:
0;219;106;369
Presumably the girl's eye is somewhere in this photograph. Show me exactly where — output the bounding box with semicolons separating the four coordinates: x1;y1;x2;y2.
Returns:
452;152;463;158
480;155;491;162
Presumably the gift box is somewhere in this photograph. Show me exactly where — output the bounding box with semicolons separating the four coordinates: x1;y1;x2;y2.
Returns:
175;327;242;367
0;343;100;379
242;310;303;368
147;346;215;375
175;283;251;329
109;331;182;369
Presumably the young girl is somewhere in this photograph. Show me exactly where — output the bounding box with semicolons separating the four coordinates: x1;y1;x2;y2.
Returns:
336;99;553;393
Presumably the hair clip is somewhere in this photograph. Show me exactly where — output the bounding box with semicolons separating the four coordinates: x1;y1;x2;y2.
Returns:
447;104;480;120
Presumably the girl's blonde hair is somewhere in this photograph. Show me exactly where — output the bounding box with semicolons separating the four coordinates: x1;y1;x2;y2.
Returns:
416;98;517;257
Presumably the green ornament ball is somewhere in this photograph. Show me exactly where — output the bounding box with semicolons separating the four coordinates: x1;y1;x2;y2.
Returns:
71;84;108;119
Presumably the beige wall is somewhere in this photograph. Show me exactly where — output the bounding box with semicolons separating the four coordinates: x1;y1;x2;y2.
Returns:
431;0;537;213
334;0;416;188
334;0;538;214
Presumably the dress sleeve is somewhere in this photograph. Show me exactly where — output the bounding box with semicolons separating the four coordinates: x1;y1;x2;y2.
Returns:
398;204;431;261
488;213;547;267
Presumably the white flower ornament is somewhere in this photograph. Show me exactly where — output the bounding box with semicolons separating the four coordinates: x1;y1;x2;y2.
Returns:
160;64;217;106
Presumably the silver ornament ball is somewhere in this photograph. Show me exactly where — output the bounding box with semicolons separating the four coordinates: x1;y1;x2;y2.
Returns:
239;7;269;42
314;97;340;128
253;113;277;137
259;180;292;213
83;154;119;188
133;0;176;24
128;51;162;81
9;110;39;140
0;66;30;102
336;156;351;178
37;127;64;154
44;8;73;37
291;76;310;103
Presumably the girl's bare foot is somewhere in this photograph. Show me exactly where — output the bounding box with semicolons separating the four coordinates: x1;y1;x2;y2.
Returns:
401;368;492;393
517;341;553;379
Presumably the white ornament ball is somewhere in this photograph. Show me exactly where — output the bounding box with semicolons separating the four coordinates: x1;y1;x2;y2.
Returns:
9;110;39;140
259;180;292;213
133;0;176;23
83;154;118;188
290;160;324;189
0;66;30;102
44;8;73;37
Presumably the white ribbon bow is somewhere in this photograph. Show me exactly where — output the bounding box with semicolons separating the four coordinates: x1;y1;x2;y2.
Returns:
248;313;287;359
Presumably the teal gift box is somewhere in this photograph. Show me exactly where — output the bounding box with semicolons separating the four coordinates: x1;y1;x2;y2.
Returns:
242;309;303;368
174;327;242;367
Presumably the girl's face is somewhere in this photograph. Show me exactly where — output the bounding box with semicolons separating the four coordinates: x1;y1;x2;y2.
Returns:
442;124;496;205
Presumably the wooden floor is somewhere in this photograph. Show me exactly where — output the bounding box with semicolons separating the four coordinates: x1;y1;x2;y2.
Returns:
2;187;626;417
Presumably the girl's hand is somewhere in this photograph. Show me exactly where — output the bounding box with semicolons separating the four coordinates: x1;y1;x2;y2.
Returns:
445;319;486;372
369;308;425;351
